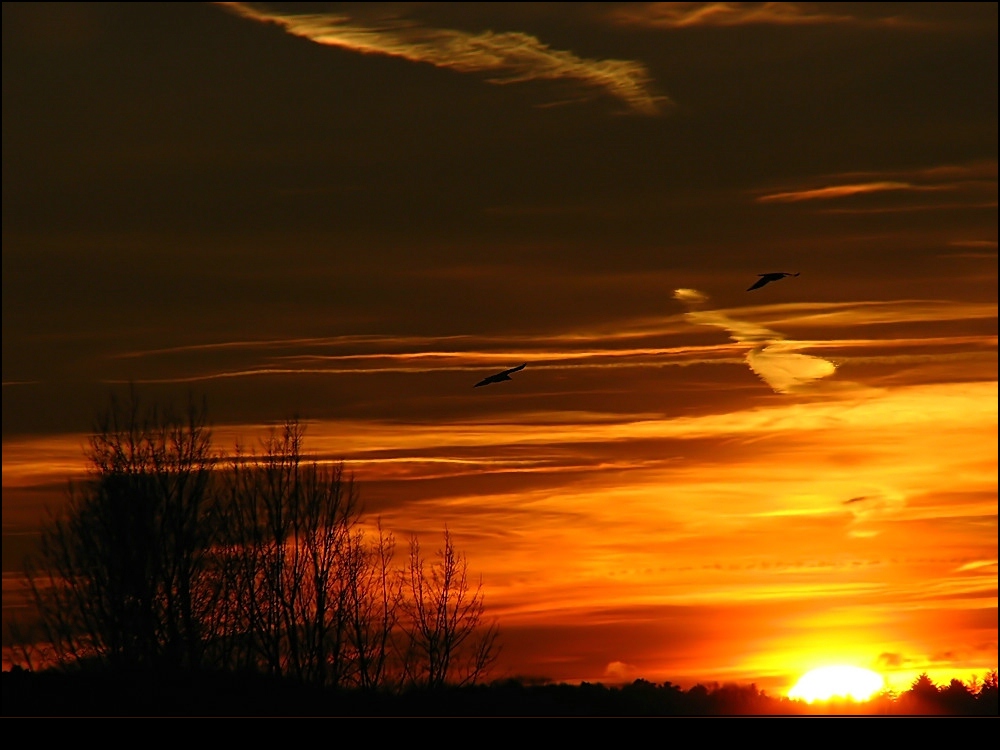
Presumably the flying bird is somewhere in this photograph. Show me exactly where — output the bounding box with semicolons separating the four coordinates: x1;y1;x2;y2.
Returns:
747;272;799;291
474;363;527;388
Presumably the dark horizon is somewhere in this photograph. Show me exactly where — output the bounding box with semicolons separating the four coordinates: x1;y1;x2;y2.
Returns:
4;663;998;717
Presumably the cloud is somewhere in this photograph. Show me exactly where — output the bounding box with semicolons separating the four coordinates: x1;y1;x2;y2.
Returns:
754;161;997;208
90;297;992;389
673;289;838;394
218;3;669;115
745;342;838;394
876;652;906;669
955;560;998;573
607;2;906;29
842;492;907;538
673;288;709;303
604;660;639;682
756;182;914;203
760;300;998;329
946;240;999;259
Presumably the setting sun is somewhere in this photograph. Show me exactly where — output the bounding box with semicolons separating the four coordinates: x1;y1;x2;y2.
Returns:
788;666;885;703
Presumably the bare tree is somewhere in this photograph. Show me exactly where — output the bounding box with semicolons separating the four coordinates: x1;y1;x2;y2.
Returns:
20;391;217;672
341;519;403;691
8;403;506;700
214;420;365;688
400;529;500;689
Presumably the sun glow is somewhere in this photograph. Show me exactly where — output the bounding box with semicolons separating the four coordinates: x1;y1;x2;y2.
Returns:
788;666;885;703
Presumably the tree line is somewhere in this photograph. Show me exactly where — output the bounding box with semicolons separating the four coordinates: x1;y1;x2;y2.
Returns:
3;666;997;716
4;393;500;694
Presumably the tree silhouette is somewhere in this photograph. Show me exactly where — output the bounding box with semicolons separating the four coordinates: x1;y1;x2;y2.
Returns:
983;669;999;692
939;678;975;714
977;669;999;715
400;530;500;689
20;392;217;672
341;519;402;691
898;672;943;714
213;420;477;692
7;396;506;700
214;420;367;688
910;672;939;695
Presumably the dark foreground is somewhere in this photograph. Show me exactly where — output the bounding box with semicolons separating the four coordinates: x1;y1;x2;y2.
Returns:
5;668;999;717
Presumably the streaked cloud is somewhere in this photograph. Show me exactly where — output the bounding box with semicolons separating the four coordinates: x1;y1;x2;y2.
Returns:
757;181;915;203
754;162;998;208
74;297;992;391
946;240;999;260
955;560;998;573
815;200;998;216
607;2;914;29
758;300;998;328
217;2;668;115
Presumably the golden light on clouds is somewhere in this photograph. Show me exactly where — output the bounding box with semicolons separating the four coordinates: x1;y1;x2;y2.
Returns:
607;2;896;28
83;295;997;392
754;162;997;209
218;2;669;115
757;181;915;203
674;288;839;394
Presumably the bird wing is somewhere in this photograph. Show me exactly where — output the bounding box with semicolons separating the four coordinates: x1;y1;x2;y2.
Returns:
474;364;526;387
747;277;770;291
474;376;493;387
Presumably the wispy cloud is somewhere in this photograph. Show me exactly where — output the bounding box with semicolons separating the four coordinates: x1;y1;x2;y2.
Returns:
217;3;669;115
607;2;913;29
955;560;998;573
758;300;998;329
946;240;999;259
842;492;907;538
97;298;995;387
673;288;838;394
754;162;998;207
757;181;915;203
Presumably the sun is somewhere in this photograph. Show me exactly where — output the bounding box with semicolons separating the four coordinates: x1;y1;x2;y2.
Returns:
788;665;885;703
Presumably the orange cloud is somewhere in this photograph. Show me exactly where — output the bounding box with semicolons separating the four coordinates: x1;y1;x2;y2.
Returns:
217;3;669;115
757;181;914;203
93;296;995;390
673;288;839;394
754;161;997;207
607;2;906;28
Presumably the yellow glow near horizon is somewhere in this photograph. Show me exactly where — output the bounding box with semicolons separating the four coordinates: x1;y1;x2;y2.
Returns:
788;665;885;702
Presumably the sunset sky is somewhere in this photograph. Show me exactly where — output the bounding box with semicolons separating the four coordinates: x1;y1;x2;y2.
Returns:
2;2;996;696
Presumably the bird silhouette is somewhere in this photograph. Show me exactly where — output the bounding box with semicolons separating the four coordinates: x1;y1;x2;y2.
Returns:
474;363;527;388
747;272;799;291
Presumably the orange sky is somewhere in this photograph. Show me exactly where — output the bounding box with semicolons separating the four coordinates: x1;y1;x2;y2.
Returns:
2;2;997;696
